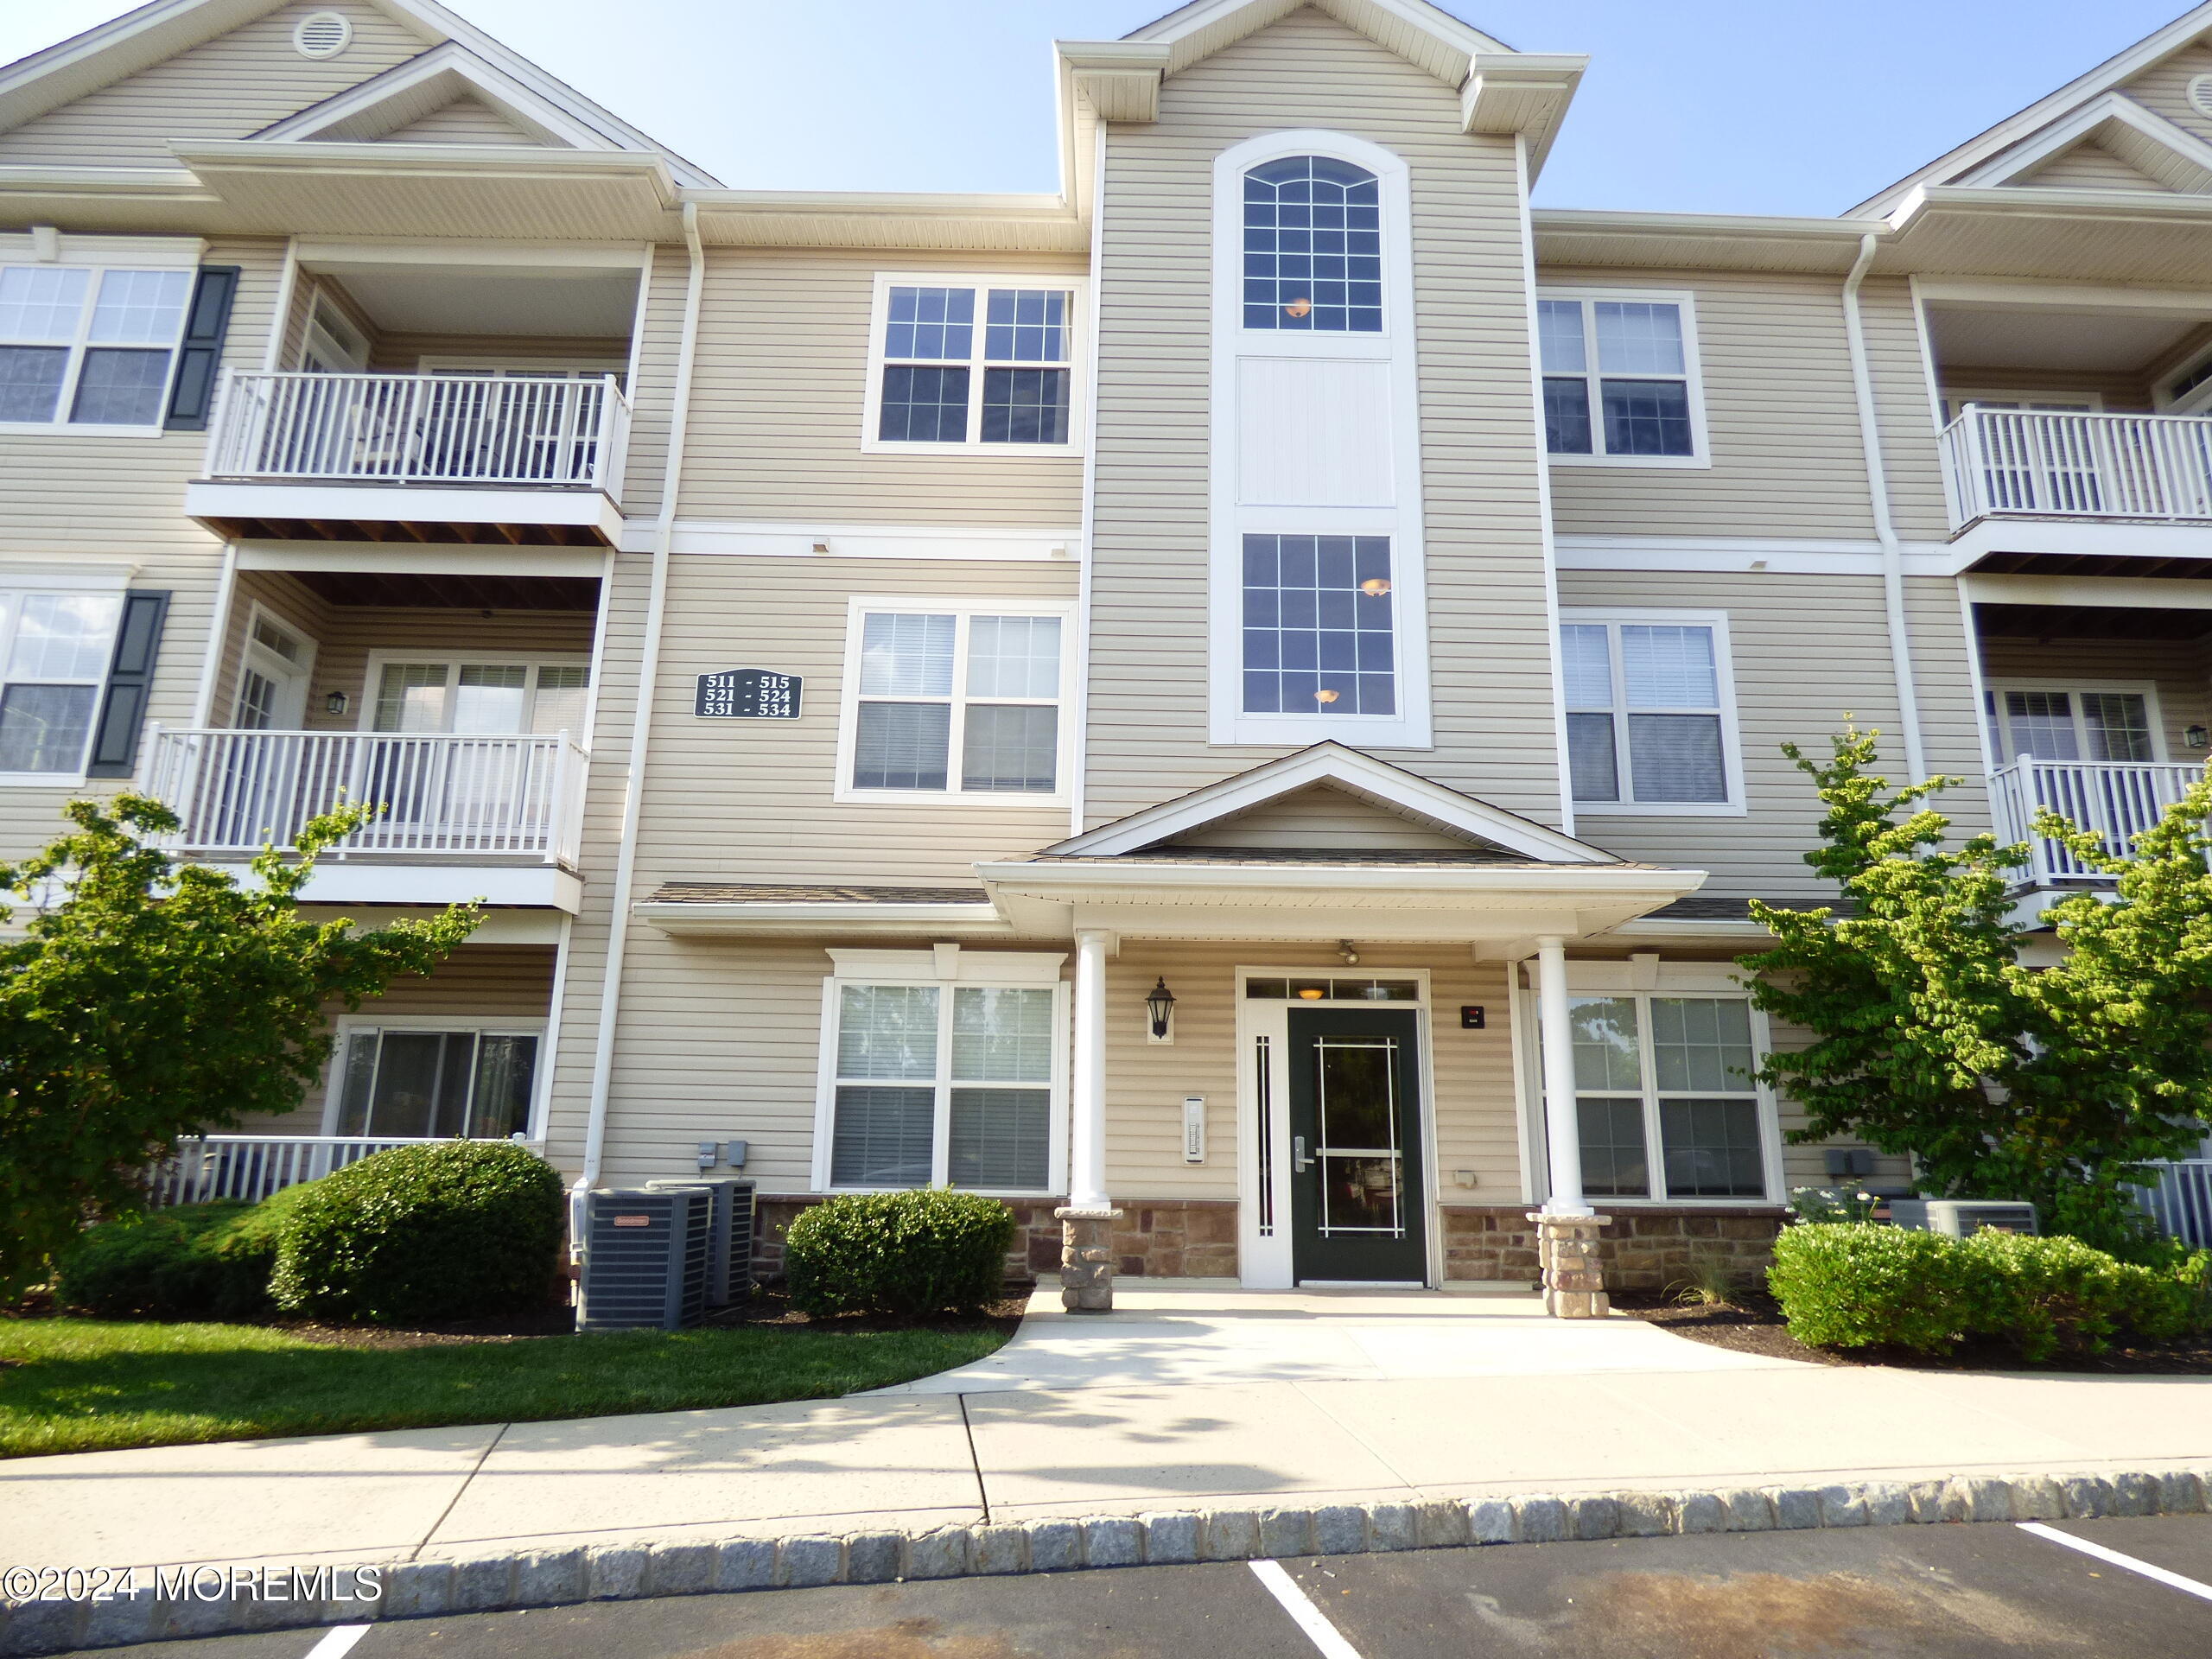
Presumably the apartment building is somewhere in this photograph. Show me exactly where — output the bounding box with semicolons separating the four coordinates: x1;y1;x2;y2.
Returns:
6;0;2211;1305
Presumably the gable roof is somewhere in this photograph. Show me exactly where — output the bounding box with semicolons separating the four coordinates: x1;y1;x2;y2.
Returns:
1124;0;1512;87
1853;3;2212;216
1041;741;1619;864
0;0;720;184
252;41;607;150
1960;92;2212;194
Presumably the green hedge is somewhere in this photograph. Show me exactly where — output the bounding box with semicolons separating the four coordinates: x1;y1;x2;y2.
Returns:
1769;1222;2211;1360
269;1141;565;1326
784;1190;1016;1318
55;1198;292;1320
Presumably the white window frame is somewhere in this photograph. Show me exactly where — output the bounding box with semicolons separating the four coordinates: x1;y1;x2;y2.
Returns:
861;270;1088;456
1944;389;2104;422
810;949;1070;1197
1560;608;1745;817
323;1014;551;1141
1519;961;1784;1209
832;596;1077;807
357;651;591;736
416;356;627;385
233;602;318;730
1985;677;2168;766
1207;129;1432;749
0;262;198;438
1537;286;1712;469
0;584;128;786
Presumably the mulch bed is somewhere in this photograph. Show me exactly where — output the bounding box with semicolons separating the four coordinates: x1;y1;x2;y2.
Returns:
1615;1289;2212;1375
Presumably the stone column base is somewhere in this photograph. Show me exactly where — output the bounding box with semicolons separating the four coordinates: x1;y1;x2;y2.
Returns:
1529;1211;1611;1319
1057;1206;1124;1313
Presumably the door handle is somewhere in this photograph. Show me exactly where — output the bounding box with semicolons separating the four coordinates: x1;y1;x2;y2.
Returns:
1294;1135;1313;1173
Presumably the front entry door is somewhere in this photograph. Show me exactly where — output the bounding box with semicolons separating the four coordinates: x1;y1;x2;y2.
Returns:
1287;1007;1427;1283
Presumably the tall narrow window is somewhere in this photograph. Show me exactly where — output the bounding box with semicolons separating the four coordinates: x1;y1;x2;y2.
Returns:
1561;616;1738;810
871;279;1076;448
1554;993;1768;1202
1241;534;1395;715
1539;293;1704;461
843;605;1067;799
1242;156;1382;333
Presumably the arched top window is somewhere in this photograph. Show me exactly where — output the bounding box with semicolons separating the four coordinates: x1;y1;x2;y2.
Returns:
1242;155;1382;334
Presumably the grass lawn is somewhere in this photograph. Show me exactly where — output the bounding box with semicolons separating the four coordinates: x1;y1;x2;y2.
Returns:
0;1317;1010;1459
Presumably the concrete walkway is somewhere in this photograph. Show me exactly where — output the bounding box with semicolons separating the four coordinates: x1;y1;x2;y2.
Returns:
4;1285;2210;1574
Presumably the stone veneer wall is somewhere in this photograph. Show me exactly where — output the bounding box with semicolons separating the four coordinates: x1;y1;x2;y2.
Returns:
1442;1205;1785;1292
749;1197;1238;1286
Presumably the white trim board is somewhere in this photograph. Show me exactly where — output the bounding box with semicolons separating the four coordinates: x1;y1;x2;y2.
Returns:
1554;535;1955;577
1958;93;2212;194
235;543;607;579
624;521;1083;563
1961;572;2212;612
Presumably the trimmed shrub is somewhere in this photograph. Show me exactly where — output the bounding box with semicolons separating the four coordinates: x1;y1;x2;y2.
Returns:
269;1141;564;1325
1960;1230;2142;1362
1766;1222;1976;1352
57;1202;271;1319
785;1190;1017;1318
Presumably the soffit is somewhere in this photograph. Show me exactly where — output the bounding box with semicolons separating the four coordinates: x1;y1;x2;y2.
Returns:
1883;188;2212;283
688;193;1086;254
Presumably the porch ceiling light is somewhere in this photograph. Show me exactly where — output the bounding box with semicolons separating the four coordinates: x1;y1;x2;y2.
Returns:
1146;976;1177;1039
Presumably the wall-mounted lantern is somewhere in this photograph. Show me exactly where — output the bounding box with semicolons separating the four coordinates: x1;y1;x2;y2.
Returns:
324;690;349;717
2189;723;2209;751
1145;976;1177;1044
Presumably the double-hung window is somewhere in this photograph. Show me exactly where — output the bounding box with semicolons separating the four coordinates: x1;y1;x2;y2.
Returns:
822;970;1065;1193
0;589;124;779
1538;290;1707;464
332;1022;541;1140
0;264;195;432
839;601;1070;802
1557;992;1772;1202
867;275;1081;451
1561;613;1741;813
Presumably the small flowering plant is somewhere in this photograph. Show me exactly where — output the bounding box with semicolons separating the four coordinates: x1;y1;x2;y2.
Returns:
1787;1184;1882;1225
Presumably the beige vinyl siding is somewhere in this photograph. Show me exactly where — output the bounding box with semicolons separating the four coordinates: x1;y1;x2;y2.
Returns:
377;98;537;147
1085;7;1563;827
0;236;287;861
232;944;561;1134
1938;365;2157;413
370;334;631;374
1978;632;2212;760
0;1;428;168
1168;783;1473;849
674;248;1086;528
1554;569;1989;899
612;245;690;523
1542;268;1947;543
2120;45;2212;150
2022;142;2173;192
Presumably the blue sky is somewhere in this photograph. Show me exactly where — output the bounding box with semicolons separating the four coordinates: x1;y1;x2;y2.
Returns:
0;1;2193;213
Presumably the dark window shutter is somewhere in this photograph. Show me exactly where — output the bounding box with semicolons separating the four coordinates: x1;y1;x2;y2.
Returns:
86;591;170;778
163;266;241;432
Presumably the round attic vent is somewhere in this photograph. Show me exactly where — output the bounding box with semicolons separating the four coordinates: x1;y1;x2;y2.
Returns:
2191;73;2212;120
293;11;353;59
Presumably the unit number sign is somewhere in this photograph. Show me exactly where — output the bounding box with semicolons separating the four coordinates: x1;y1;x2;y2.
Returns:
696;670;801;719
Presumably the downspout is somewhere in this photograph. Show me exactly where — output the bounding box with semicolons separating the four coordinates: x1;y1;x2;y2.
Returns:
1841;232;1928;785
573;200;706;1230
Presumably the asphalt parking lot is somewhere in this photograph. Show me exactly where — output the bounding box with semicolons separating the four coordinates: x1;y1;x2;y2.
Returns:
73;1514;2212;1658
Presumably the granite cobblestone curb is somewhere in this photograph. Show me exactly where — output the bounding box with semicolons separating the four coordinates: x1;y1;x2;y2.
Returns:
6;1465;2209;1656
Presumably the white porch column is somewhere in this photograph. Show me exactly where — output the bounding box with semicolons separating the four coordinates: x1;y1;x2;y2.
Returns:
1066;927;1112;1211
1535;935;1592;1217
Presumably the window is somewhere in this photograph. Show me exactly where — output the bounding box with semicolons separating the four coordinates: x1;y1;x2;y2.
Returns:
366;658;588;735
1538;291;1707;464
1242;155;1382;333
1560;614;1741;813
1560;994;1769;1201
1987;683;2160;764
1240;535;1395;716
332;1025;540;1139
0;589;124;778
866;276;1081;451
824;979;1063;1192
0;264;194;431
838;603;1070;801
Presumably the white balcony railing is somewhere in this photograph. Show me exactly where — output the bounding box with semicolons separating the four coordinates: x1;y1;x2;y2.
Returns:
143;728;586;866
204;371;631;501
1987;758;2204;886
147;1135;548;1207
2138;1159;2212;1248
1940;407;2212;528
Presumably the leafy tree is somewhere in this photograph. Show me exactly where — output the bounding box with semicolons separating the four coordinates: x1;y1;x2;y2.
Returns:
0;794;477;1296
1742;727;2212;1252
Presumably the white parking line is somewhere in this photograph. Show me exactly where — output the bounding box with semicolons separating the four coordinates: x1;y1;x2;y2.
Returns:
302;1625;373;1658
2018;1522;2212;1605
1249;1559;1363;1659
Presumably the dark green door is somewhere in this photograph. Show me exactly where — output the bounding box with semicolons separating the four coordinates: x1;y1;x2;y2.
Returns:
1287;1007;1427;1284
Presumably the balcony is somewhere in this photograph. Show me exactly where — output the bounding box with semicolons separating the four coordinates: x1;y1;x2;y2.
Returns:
1938;406;2212;570
187;371;631;547
143;728;587;910
1987;757;2203;888
149;1135;549;1207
